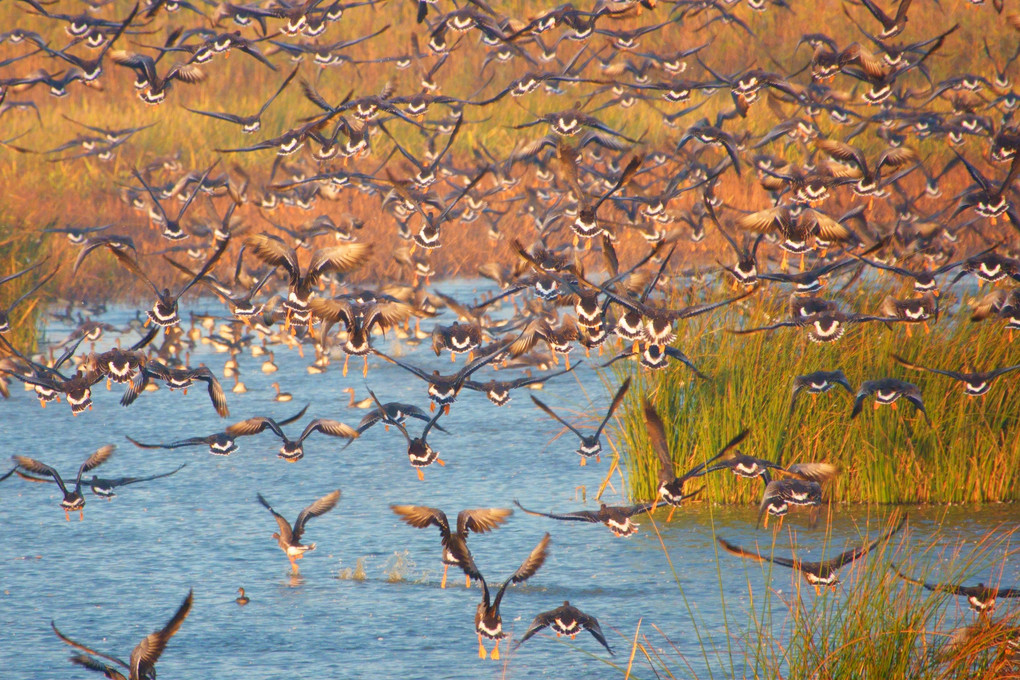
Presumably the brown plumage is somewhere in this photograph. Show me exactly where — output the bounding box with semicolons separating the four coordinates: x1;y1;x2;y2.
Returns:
447;532;551;660
13;445;114;520
52;589;193;680
390;505;512;588
256;490;341;572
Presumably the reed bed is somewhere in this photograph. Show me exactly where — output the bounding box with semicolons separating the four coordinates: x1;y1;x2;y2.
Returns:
600;516;1019;679
615;279;1020;505
0;212;54;350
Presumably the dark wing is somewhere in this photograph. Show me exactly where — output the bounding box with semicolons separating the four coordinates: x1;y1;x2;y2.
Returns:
365;387;412;444
530;395;587;440
192;368;229;417
258;64;300;116
51;621;128;669
512;499;600;522
292;489;342;542
12;455;69;496
684;429;751;479
577;608;613;654
279;403;311;426
727;321;800;335
69;654;127;679
517;609;556;646
92;463;187;491
420;404;446;440
443;528;485;584
594;376;631;438
986;364;1020;380
452;338;512;382
298;418;358;442
891;354;965;381
132;168;171;225
390;504;451;538
305;242;373;285
717;536;799;571
245;233;299;282
125;435;212;450
76;445;115;488
128;589;193;680
256;492;293;544
108;247;162;297
891;564;968;596
371;350;433;383
823;513;906;571
457;507;513;535
643;397;674;482
226;417;286;439
493;532;550;611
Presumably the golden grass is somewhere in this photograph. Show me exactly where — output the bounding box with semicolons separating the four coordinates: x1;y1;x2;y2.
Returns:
0;1;1015;302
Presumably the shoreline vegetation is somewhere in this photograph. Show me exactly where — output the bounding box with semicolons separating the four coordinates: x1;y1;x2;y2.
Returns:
602;514;1019;680
614;283;1020;506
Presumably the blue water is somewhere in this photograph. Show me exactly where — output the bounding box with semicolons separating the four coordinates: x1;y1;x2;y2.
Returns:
1;279;1017;679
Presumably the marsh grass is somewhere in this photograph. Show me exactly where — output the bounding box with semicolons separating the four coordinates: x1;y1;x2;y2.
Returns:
0;1;1015;300
614;277;1020;505
595;515;1019;679
0;212;54;350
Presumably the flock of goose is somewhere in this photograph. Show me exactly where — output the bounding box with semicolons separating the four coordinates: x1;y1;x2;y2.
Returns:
2;0;1020;675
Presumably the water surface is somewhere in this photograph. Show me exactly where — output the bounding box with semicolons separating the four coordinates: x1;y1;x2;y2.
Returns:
1;279;1016;679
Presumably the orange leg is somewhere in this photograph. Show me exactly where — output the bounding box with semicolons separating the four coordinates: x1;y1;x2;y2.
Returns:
491;640;500;660
478;635;487;659
465;575;471;588
430;401;436;412
342;355;350;377
763;513;769;529
441;563;449;589
362;356;369;378
667;506;676;522
451;352;456;363
443;404;450;415
905;325;913;338
564;355;571;370
435;458;445;466
417;469;425;481
65;509;70;521
79;509;84;521
580;457;587;467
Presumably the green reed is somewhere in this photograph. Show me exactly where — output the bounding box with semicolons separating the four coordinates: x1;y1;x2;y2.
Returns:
615;280;1020;505
0;213;56;351
592;514;1018;679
